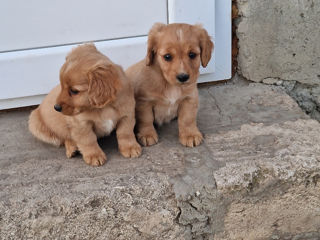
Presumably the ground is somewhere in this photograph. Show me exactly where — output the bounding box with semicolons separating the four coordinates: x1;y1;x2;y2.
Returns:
1;81;320;240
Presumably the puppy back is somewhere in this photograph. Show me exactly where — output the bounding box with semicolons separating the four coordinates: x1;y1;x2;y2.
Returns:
28;107;62;146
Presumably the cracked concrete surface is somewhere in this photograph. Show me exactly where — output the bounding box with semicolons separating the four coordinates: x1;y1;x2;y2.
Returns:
1;83;320;239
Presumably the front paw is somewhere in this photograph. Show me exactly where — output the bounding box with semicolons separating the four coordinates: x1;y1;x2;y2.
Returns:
179;131;203;147
119;141;142;158
137;129;158;147
83;152;107;166
137;127;158;147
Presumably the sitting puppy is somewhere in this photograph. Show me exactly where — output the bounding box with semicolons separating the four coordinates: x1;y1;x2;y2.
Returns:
126;23;214;147
29;44;141;166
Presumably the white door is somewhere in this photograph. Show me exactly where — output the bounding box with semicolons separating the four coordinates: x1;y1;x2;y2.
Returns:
0;0;231;109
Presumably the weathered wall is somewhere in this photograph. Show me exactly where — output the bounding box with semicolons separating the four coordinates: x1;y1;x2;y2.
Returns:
236;0;320;85
236;0;320;121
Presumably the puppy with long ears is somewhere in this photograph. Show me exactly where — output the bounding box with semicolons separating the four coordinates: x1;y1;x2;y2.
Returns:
29;44;141;166
126;23;214;147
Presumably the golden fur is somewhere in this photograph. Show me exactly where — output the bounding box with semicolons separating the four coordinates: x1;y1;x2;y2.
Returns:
29;44;141;166
126;23;214;147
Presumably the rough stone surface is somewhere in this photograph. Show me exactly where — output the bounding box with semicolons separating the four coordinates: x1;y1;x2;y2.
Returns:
284;81;320;122
217;184;320;240
236;0;320;85
1;83;320;239
262;79;320;122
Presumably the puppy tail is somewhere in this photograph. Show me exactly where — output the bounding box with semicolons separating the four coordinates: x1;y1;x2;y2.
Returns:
28;108;62;146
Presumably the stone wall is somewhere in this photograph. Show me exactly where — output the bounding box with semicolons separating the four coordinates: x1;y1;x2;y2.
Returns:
236;0;320;85
235;0;320;120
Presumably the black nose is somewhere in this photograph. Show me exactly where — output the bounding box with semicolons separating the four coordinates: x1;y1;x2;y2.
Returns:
54;104;62;112
176;73;190;83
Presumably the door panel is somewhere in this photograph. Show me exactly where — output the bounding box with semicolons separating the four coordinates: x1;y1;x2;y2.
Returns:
0;0;166;52
0;37;147;101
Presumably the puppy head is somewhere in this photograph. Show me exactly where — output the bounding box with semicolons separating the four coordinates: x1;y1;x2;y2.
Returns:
55;44;122;116
146;23;214;85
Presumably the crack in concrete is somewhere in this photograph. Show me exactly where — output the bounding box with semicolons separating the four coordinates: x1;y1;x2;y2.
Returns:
206;87;234;125
207;88;222;117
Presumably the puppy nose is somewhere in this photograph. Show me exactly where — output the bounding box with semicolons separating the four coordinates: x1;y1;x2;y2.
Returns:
54;104;62;112
176;73;190;83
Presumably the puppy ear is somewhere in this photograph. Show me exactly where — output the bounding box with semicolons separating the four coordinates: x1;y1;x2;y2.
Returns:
87;64;122;108
146;23;166;66
196;25;214;67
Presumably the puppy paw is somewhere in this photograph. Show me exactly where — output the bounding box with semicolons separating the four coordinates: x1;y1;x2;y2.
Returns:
119;141;142;158
65;140;78;158
83;152;107;166
137;132;159;146
179;132;203;147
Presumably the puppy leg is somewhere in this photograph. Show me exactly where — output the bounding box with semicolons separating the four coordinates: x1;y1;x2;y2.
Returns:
65;139;78;158
136;101;158;146
116;116;142;158
71;124;106;166
178;97;203;147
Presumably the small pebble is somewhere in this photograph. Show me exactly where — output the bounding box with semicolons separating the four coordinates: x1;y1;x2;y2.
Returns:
101;208;107;213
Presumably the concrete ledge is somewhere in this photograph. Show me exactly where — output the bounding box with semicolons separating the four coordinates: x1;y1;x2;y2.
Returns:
1;83;319;239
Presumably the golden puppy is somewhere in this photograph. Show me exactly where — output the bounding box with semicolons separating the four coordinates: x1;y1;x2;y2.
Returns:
29;44;141;166
126;23;214;147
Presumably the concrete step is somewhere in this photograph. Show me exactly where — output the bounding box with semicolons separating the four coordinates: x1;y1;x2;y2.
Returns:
1;83;319;240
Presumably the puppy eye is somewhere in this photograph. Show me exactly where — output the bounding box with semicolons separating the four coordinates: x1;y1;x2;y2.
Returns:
189;52;197;59
163;54;172;62
69;88;79;96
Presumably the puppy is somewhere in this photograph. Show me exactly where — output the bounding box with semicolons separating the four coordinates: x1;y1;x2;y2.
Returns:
29;44;141;166
126;23;214;147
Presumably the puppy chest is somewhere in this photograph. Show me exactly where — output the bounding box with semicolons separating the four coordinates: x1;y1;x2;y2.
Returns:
154;102;179;125
164;87;182;105
93;107;120;137
103;119;114;133
154;87;182;125
94;119;116;137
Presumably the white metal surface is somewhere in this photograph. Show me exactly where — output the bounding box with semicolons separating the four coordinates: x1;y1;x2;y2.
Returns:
0;0;231;109
199;0;232;83
0;0;166;52
0;37;147;102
